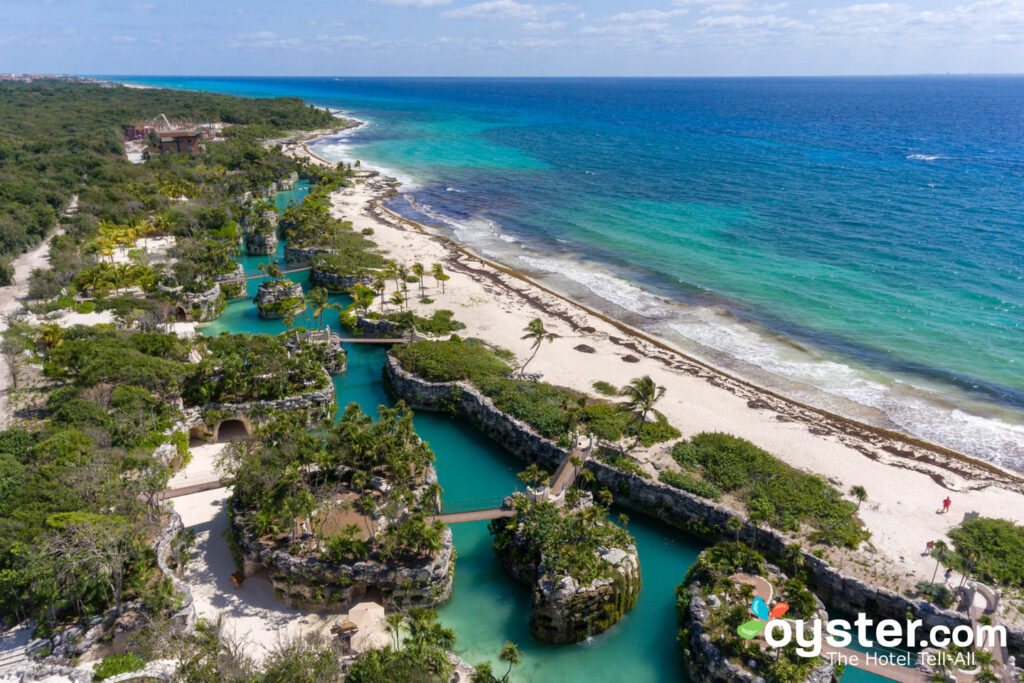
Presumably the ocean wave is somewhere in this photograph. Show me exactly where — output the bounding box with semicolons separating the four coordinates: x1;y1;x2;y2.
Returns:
906;154;945;161
312;139;422;189
482;248;1024;468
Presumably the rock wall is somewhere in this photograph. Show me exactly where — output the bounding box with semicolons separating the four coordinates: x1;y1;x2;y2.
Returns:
309;268;373;292
245;231;278;255
254;280;304;319
27;508;195;666
384;355;1024;655
184;379;335;441
356;316;405;339
159;283;225;322
284;245;331;264
231;506;454;612
496;530;640;644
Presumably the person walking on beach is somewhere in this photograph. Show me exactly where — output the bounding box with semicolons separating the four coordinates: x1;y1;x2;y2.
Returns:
941;496;952;513
924;540;934;556
944;568;954;586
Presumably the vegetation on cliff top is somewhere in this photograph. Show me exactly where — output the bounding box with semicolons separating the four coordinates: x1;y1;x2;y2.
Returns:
945;517;1024;588
0;326;195;628
676;543;827;683
671;432;868;548
226;403;444;563
490;495;634;585
391;337;680;446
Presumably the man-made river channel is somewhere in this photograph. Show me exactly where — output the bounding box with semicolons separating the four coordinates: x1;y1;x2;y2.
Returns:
197;182;882;681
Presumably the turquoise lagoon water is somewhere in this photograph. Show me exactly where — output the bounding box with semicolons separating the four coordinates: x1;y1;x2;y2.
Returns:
192;183;891;681
119;76;1024;468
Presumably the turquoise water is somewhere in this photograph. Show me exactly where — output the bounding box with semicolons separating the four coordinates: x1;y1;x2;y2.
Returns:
193;128;899;683
123;76;1024;468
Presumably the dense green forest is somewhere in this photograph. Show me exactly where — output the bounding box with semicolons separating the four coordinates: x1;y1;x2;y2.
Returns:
0;80;334;276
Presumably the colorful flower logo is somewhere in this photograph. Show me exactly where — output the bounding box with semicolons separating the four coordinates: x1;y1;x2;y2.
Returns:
737;596;789;639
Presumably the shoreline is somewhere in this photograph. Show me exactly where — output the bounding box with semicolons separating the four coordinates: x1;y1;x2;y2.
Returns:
375;201;1024;484
288;133;1024;593
298;131;1023;484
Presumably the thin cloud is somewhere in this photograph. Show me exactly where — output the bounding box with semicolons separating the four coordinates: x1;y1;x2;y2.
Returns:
608;8;689;21
369;0;452;6
442;0;573;21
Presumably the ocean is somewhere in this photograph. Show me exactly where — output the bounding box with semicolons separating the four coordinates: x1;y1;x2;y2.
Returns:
117;75;1024;469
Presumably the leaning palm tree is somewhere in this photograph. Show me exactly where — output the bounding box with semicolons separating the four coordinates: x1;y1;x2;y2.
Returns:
389;290;405;312
498;641;522;682
412;262;425;296
431;263;449;293
849;485;868;510
395;264;409;293
305;287;330;330
517;318;553;377
619;375;666;447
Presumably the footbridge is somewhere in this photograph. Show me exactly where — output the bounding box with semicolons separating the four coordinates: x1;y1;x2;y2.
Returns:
428;436;594;525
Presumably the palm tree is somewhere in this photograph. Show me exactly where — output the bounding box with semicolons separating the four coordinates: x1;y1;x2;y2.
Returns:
849;485;868;510
372;274;387;312
498;641;522;682
389;290;405;312
517;464;549;487
726;516;743;544
305;287;334;330
930;540;949;583
395;264;409;293
619;375;666;446
517;318;553;376
258;261;282;280
431;263;449;293
412;262;425;296
36;324;64;350
384;612;406;651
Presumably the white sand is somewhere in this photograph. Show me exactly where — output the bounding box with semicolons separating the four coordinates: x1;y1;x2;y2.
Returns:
171;488;339;663
168;442;225;490
323;175;1024;593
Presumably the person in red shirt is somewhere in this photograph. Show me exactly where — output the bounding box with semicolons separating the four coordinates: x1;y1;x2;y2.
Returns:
942;497;952;513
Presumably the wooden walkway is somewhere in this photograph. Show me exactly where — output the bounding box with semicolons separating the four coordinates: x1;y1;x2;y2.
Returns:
337;338;407;344
220;266;312;283
160;479;225;500
429;508;515;525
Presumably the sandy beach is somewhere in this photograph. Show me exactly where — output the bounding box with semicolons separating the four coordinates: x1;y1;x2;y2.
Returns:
290;140;1024;598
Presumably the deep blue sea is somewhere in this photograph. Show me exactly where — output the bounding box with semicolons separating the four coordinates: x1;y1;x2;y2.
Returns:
117;76;1024;468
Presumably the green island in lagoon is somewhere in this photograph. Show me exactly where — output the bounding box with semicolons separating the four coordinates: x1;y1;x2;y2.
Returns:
1;26;1024;683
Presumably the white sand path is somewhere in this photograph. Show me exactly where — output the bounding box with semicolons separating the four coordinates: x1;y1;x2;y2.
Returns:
170;488;339;663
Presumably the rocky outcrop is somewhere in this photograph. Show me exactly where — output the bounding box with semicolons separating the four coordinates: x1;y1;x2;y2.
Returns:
284;330;348;375
254;279;304;319
158;282;225;322
245;230;278;255
384;355;1024;655
277;172;299;191
309;268;373;292
25;508;195;668
681;563;834;683
356;316;405;339
493;495;640;644
214;263;246;299
284;245;331;264
184;378;335;441
231;469;454;613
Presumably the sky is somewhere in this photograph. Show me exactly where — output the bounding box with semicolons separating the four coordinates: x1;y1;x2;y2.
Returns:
1;0;1023;76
